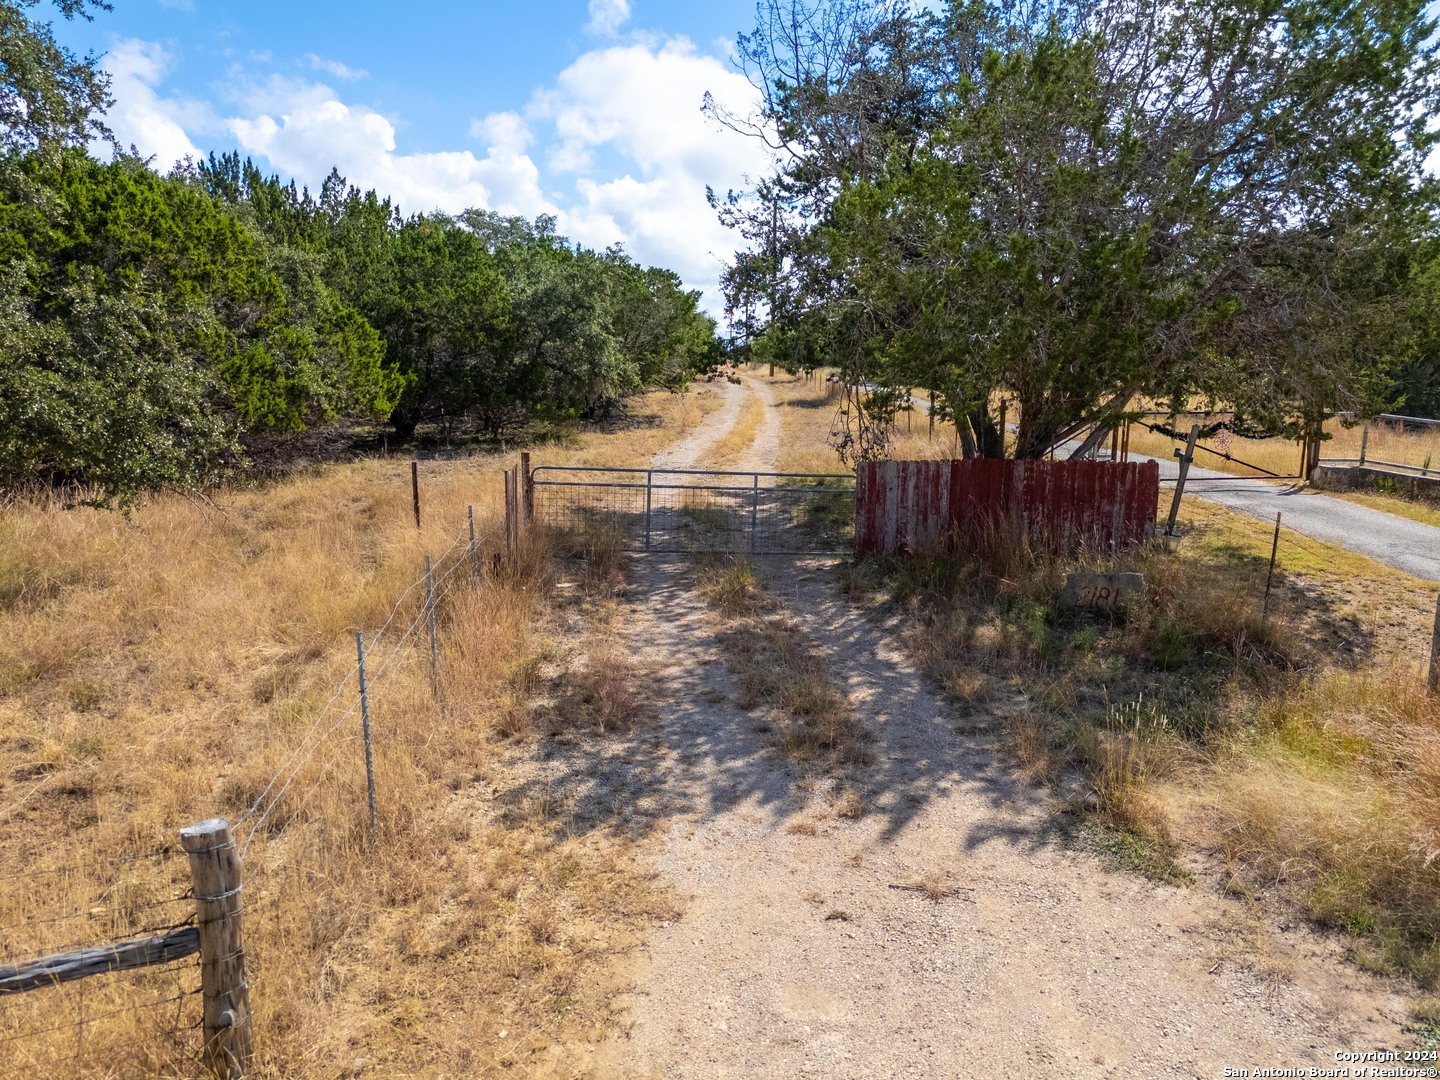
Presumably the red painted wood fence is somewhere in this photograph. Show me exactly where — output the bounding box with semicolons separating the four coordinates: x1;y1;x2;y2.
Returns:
853;458;1160;557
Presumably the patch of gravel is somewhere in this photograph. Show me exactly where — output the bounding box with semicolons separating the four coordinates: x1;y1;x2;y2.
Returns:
733;376;783;475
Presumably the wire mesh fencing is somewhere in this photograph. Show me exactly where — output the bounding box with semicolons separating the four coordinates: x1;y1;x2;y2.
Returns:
0;492;504;1076
530;466;856;555
1320;413;1440;477
0;847;202;1077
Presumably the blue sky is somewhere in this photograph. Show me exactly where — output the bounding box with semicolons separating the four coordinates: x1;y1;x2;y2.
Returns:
51;0;776;310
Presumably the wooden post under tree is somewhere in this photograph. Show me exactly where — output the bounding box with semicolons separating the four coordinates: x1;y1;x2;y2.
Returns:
1164;423;1201;538
179;819;252;1080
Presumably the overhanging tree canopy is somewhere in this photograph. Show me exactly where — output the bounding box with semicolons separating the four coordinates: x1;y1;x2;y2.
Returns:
713;0;1440;458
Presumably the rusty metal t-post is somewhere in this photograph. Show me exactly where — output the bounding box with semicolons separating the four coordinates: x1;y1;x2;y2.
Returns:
520;451;534;521
1262;512;1282;627
1164;423;1201;538
424;555;439;702
355;631;378;842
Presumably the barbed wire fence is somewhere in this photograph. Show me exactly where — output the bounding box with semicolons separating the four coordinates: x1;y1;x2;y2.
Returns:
0;457;535;1078
0;845;203;1077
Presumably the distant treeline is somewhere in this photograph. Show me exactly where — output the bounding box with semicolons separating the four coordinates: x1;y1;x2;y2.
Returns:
0;149;722;503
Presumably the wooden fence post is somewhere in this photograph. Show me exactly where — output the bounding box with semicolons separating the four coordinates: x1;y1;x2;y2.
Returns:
411;461;421;529
179;819;252;1080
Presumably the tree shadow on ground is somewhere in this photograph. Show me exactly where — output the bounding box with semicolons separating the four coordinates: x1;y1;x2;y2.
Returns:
490;554;1071;864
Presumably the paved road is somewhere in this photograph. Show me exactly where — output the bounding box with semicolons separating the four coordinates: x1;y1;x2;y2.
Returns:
893;390;1440;581
1143;454;1440;583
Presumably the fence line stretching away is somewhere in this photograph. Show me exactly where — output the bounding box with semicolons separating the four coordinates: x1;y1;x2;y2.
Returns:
1;462;529;1077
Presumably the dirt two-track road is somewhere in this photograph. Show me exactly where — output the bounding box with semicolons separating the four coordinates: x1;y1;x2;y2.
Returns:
570;377;1414;1079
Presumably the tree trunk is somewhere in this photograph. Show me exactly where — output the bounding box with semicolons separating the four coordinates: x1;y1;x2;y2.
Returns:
957;419;978;460
969;408;1003;458
390;409;418;441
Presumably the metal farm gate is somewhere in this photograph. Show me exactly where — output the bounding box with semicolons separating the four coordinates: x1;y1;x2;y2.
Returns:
530;466;855;554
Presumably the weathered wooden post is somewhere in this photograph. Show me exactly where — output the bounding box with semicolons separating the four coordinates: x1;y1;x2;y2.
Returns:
998;399;1008;457
411;461;421;529
1164;423;1201;538
1359;421;1369;467
180;819;252;1080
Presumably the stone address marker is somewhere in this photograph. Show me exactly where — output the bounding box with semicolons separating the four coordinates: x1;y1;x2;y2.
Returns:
1060;572;1145;611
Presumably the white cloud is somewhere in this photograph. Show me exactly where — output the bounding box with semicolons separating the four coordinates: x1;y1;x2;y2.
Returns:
94;32;769;312
100;39;205;170
156;0;195;11
586;0;631;37
532;37;771;306
303;53;367;81
219;76;554;218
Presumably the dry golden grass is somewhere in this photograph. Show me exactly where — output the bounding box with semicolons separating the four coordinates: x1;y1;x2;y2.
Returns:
1125;412;1440;480
853;480;1440;983
1324;489;1440;529
0;389;703;1077
706;376;767;469
766;370;853;478
1124;422;1306;477
525;384;725;472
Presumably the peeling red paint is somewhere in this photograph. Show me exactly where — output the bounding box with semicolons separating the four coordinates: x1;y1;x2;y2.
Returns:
855;459;1159;557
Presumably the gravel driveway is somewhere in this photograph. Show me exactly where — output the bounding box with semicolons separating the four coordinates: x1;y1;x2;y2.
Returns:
591;377;1412;1078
